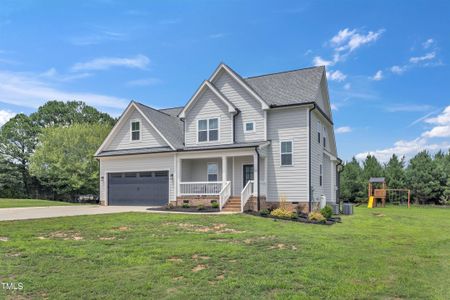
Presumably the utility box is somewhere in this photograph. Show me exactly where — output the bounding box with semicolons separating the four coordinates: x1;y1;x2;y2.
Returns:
327;202;340;215
342;203;354;215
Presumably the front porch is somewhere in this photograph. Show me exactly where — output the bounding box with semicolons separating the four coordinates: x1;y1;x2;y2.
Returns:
175;150;267;212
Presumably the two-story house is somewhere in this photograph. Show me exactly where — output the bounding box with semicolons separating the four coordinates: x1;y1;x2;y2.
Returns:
95;63;340;212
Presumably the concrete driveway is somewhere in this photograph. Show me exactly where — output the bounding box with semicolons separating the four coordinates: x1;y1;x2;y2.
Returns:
0;205;152;222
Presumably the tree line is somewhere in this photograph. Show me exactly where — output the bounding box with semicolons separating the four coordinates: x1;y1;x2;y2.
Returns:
0;101;115;200
340;152;450;205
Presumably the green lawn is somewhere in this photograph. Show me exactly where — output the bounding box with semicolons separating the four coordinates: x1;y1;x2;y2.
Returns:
0;206;449;299
0;198;82;208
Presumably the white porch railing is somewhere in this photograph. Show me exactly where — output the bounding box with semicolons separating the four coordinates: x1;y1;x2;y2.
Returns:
241;180;254;212
219;181;232;211
179;182;223;195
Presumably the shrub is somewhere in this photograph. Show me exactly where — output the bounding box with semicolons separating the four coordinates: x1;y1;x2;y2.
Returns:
308;211;326;222
320;205;333;219
182;203;190;209
270;208;295;219
197;204;205;211
211;202;219;209
165;203;175;210
259;208;270;216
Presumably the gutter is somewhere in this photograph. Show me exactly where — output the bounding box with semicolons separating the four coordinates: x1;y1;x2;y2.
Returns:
336;158;343;208
308;103;317;212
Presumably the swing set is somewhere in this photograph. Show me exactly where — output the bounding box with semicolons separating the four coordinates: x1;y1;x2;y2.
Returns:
367;177;411;208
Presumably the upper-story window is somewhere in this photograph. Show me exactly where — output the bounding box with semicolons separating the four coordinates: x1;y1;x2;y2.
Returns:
317;121;321;144
280;141;293;166
198;118;219;142
244;121;255;133
131;120;141;141
323;125;327;148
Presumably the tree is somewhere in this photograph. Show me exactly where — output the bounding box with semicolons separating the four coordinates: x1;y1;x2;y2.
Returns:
0;156;23;198
30;100;116;127
340;158;366;202
406;151;441;204
30;123;111;198
0;114;40;196
362;155;384;180
434;150;450;204
384;154;406;189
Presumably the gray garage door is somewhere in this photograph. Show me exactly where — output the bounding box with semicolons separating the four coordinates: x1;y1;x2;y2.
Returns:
108;171;169;206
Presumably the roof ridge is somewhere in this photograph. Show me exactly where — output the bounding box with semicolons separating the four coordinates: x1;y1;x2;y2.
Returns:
245;65;324;80
159;106;184;110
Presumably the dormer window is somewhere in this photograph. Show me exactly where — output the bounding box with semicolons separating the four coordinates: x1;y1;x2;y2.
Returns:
245;121;255;133
198;118;219;142
131;120;140;141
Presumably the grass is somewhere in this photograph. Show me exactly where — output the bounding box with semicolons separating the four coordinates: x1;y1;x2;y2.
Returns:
0;206;449;299
0;198;83;208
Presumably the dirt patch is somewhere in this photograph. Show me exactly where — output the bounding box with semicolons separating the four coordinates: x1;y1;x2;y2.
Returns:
5;252;22;257
112;226;129;231
168;256;183;262
192;264;207;272
165;222;244;234
269;243;286;250
192;254;210;260
373;212;386;217
172;276;184;281
0;237;9;242
216;274;225;280
46;231;84;241
99;236;116;241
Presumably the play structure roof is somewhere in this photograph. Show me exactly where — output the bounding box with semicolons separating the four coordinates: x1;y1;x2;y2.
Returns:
369;177;385;183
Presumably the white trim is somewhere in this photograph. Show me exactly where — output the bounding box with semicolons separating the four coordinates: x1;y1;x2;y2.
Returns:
244;120;256;133
196;117;220;143
280;140;294;167
264;110;268;140
209;63;270;110
207;162;219;182
178;80;236;118
242;163;254;190
129;119;141;142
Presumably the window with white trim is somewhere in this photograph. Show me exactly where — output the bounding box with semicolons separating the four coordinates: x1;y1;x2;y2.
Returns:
317;121;321;144
131;121;140;141
198;118;219;142
319;164;323;186
207;163;218;181
323;125;327;148
280;141;293;166
245;121;255;133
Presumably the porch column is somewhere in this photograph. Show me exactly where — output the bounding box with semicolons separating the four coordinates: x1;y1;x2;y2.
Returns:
253;152;258;196
176;157;182;197
222;156;227;184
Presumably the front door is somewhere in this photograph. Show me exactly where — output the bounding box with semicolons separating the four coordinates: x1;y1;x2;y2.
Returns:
243;164;254;188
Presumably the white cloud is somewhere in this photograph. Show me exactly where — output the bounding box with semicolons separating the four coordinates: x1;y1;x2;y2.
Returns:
372;70;383;81
327;70;347;82
40;68;92;82
343;83;351;90
331;28;384;52
68;30;126;46
71;55;150;72
356;105;450;162
336;126;352;134
409;52;436;64
385;104;433;113
390;65;407;74
0;70;128;110
126;78;162;87
0;110;16;127
313;56;333;67
331;103;338;111
422;38;434;49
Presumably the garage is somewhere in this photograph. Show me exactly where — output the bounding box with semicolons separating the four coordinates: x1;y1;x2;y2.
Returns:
108;171;169;206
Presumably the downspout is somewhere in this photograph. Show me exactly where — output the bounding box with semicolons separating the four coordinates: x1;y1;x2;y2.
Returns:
255;146;261;211
308;103;317;213
336;158;343;208
233;109;241;143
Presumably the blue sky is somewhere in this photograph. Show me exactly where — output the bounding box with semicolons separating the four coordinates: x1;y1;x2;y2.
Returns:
0;0;449;161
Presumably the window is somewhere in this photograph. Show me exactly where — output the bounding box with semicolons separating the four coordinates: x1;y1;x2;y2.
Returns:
319;164;323;186
323;125;327;148
207;163;218;181
280;141;293;166
245;121;255;133
317;121;321;144
131;121;140;141
198;118;219;142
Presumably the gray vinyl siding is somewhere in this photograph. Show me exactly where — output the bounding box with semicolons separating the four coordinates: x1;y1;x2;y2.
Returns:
213;70;265;142
99;153;175;205
184;88;233;146
316;75;332;119
266;107;309;202
105;108;168;151
323;153;332;202
232;156;254;197
310;112;324;202
180;158;223;182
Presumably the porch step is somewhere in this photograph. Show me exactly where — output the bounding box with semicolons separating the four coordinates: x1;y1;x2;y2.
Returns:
222;197;241;212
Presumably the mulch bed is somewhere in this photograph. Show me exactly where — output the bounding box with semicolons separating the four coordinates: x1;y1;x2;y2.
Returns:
146;207;220;213
246;211;342;225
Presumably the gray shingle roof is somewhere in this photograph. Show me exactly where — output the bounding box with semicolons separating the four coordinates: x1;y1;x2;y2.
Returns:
96;146;173;157
244;66;324;107
159;106;183;117
134;102;184;149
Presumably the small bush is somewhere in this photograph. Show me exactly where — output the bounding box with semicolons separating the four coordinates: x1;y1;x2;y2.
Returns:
211;202;219;209
270;208;295;219
197;204;205;211
320;205;333;219
308;211;326;222
259;208;270;216
165;203;175;210
182;203;190;209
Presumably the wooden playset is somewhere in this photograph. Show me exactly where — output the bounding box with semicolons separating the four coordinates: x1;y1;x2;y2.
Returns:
367;177;410;208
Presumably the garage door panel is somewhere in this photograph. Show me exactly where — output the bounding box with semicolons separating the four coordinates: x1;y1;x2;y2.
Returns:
108;171;169;206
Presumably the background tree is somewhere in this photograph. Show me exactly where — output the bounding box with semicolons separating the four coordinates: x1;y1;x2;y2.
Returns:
340;158;366;202
384;154;406;189
0;114;40;197
30;123;111;199
31;100;116;127
406;151;441;204
0;156;23;198
434;150;450;204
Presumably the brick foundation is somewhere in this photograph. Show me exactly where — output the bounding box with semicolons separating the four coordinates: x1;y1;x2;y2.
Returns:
244;196;310;213
175;195;220;207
